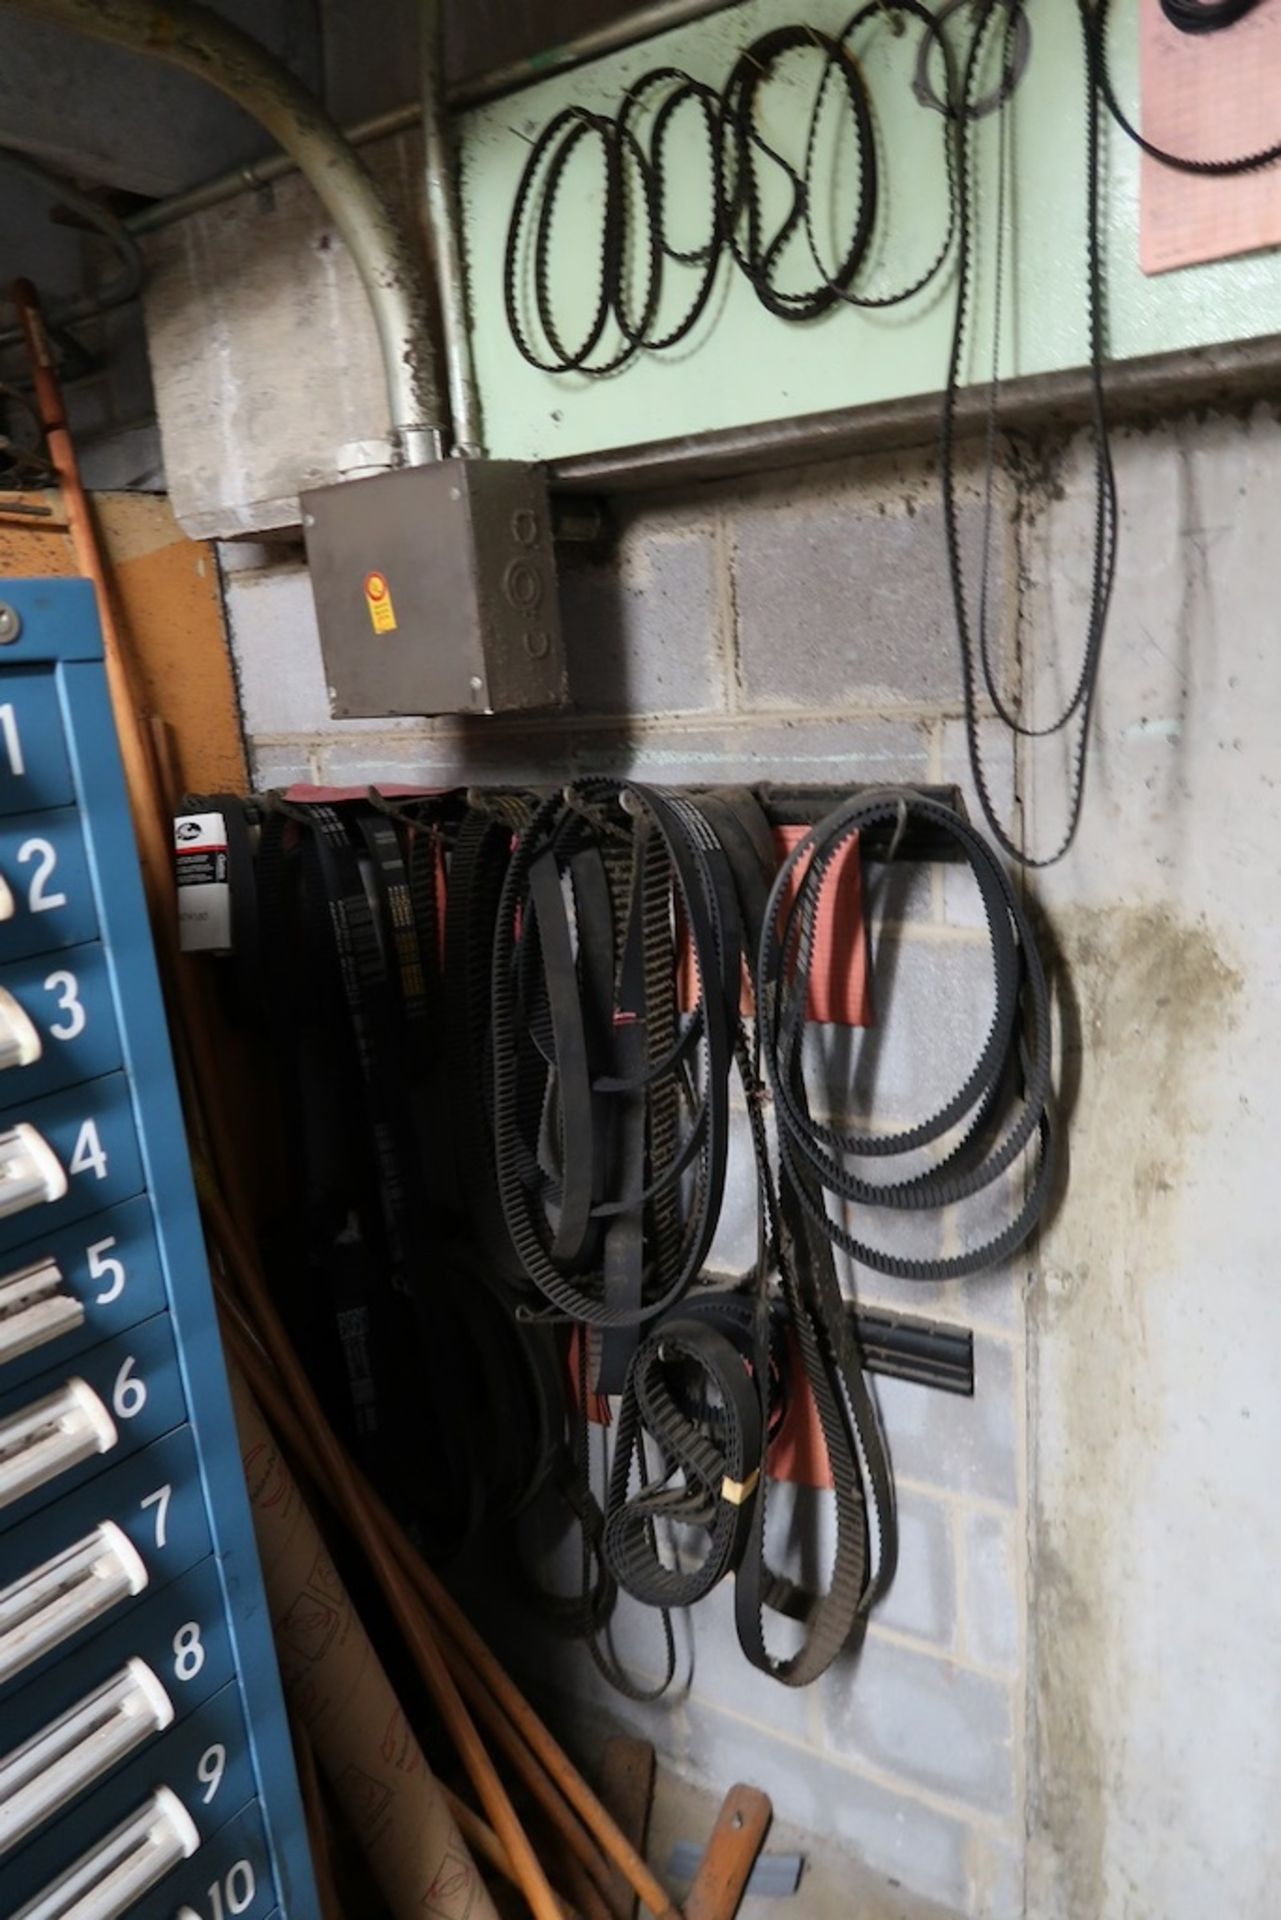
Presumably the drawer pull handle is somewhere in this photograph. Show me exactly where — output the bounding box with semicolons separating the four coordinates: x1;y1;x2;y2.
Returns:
0;986;41;1071
0;1124;67;1220
12;1785;199;1920
0;1658;173;1855
0;1522;147;1689
0;1258;83;1368
0;1378;117;1512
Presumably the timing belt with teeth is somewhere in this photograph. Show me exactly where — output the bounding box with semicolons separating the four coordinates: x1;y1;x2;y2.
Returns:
579;785;897;1686
211;782;1050;1692
760;789;1056;1281
490;780;736;1345
243;797;571;1558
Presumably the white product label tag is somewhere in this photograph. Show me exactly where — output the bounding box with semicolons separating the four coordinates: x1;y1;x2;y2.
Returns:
174;810;231;953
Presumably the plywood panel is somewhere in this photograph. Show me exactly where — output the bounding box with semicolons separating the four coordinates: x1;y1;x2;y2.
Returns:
0;490;246;795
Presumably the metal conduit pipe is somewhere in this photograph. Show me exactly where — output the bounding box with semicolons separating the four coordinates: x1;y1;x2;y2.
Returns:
419;0;482;457
0;148;143;350
0;0;443;465
126;0;749;239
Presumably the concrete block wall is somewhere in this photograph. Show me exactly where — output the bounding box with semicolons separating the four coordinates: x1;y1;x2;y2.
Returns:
1019;411;1281;1920
223;442;1029;1919
219;382;1281;1920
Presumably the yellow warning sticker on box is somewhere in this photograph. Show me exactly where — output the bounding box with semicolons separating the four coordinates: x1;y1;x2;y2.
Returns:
364;569;397;634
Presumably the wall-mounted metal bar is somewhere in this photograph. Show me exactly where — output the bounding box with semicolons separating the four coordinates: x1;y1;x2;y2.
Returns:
853;1308;975;1398
544;332;1281;496
744;783;969;861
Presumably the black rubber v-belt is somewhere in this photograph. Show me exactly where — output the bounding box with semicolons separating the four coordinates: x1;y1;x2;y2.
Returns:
366;797;571;1540
604;1315;764;1612
438;798;621;1640
245;787;1049;1690
761;790;1056;1281
489;783;737;1688
714;788;897;1685
490;780;734;1336
254;800;426;1515
599;790;1052;1685
359;804;551;1537
594;791;771;1631
488;781;737;1693
446;806;533;1278
263;800;557;1552
732;790;1044;1683
599;788;898;1685
948;0;1281;869
494;784;901;1688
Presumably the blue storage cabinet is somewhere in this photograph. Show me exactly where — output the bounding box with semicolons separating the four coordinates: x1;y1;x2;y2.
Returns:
0;580;316;1920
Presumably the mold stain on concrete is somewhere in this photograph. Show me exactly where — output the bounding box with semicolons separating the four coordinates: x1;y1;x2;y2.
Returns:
1027;905;1242;1920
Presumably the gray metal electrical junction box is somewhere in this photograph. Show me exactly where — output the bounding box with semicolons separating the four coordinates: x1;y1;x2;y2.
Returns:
301;459;568;718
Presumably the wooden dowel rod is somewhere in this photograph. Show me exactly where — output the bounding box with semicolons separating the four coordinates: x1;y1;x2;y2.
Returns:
202;1177;677;1920
218;1287;615;1905
221;1311;565;1920
443;1789;579;1920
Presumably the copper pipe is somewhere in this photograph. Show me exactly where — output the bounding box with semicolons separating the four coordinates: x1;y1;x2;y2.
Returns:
148;715;182;815
394;1548;681;1920
208;1190;678;1920
442;1650;615;1897
214;1269;615;1905
11;280;163;856
216;1259;641;1911
199;1167;677;1918
443;1789;579;1920
11;278;258;1230
250;1367;670;1917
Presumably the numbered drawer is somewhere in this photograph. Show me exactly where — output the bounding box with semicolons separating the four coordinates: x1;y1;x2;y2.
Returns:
7;1785;201;1920
0;1428;211;1696
0;807;96;962
0;672;75;816
0;1314;185;1536
136;1795;275;1920
0;1197;167;1389
4;1683;259;1918
0;1559;234;1862
0;942;122;1110
0;1073;144;1258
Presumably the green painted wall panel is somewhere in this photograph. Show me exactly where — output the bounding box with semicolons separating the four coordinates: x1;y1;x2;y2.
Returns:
459;0;1281;462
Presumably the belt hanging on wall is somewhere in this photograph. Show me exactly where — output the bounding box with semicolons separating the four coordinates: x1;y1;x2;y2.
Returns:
502;4;1281;866
503;7;962;376
185;779;1047;1693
